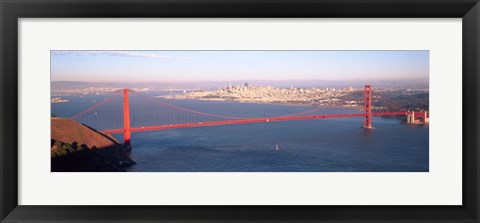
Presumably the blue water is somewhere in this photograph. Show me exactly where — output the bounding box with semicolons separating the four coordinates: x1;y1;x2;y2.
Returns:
52;92;429;172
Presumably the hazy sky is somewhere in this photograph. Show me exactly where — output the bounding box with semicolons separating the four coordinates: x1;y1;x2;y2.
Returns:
51;51;429;82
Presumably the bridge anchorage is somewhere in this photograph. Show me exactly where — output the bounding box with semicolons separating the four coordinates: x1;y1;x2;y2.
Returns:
406;111;430;125
71;85;428;150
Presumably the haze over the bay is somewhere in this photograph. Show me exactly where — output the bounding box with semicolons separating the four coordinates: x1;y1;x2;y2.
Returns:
51;79;428;91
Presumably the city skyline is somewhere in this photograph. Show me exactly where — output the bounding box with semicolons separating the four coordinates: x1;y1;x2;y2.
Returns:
51;50;429;82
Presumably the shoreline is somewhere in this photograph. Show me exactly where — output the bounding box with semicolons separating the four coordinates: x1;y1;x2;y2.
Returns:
155;95;363;111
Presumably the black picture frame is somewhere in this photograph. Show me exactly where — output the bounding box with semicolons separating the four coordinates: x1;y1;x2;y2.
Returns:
1;0;479;222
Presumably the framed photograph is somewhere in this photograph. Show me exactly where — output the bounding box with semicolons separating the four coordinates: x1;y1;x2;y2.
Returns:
1;0;479;222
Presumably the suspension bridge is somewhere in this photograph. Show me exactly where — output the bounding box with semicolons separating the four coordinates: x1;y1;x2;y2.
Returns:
70;85;429;149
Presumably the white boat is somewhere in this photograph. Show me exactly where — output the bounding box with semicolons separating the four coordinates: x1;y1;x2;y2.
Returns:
275;144;280;151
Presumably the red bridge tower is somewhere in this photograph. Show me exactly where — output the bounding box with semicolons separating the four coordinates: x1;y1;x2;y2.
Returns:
363;85;373;129
123;89;132;150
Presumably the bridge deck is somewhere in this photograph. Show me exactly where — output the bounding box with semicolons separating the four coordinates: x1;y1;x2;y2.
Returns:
102;111;408;134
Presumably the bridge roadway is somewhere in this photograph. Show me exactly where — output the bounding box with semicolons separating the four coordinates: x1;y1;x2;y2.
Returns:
102;111;408;134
